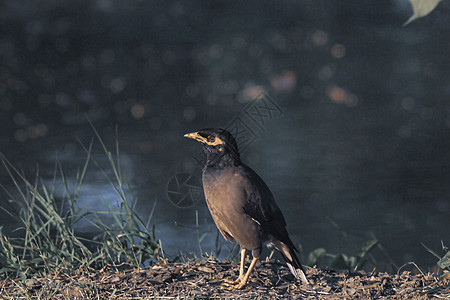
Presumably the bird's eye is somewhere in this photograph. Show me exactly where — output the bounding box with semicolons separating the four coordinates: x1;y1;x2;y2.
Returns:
208;136;216;142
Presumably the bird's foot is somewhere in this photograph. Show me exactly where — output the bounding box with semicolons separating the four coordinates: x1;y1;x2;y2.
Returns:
220;278;246;290
221;255;258;290
222;275;243;285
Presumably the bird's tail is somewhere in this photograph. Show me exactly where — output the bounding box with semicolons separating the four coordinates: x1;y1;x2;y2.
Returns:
273;240;308;284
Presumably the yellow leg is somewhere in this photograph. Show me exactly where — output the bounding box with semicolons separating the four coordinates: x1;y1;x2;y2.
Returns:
223;248;246;284
238;248;246;278
222;256;259;290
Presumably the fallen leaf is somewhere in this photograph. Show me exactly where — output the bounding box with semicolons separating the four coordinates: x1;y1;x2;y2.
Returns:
404;0;442;26
198;266;215;273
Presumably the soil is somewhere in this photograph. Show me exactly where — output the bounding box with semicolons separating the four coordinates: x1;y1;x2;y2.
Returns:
1;258;449;299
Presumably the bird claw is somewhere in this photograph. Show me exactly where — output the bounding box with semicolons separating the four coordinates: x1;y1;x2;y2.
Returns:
222;276;243;285
220;280;246;290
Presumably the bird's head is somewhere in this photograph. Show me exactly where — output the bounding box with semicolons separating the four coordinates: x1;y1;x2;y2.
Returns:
184;128;241;166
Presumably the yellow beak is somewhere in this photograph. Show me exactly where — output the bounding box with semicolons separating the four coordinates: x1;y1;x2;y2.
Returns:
184;132;207;144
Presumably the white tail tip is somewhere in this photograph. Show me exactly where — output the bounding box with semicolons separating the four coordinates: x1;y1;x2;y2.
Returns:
286;262;309;284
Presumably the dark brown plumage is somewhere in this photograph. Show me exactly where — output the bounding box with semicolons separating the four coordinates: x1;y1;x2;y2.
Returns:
184;128;308;289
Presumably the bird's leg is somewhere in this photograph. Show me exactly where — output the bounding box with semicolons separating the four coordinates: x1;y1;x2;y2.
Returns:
222;256;259;290
222;248;246;284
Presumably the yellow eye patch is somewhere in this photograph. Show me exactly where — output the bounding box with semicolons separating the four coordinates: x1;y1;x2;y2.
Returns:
206;135;224;146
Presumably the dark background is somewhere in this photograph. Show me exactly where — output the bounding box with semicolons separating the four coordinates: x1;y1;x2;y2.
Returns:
0;0;449;271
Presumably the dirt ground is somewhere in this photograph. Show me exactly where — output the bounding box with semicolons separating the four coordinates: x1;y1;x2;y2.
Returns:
1;258;449;299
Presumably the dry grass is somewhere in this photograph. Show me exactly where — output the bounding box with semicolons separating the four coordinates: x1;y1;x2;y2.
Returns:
0;130;161;280
1;258;449;299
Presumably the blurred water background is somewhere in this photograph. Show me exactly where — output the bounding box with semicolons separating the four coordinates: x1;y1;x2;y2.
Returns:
0;0;449;271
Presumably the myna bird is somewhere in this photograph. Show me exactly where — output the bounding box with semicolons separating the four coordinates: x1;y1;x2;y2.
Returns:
184;128;308;289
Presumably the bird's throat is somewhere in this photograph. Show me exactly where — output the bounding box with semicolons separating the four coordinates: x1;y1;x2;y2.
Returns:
205;151;240;169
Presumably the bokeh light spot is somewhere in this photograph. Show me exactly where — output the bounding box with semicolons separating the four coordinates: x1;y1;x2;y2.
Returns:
238;83;266;103
270;70;296;92
311;30;328;46
326;86;347;103
401;97;415;111
131;104;145;119
398;125;411;138
14;129;27;142
268;33;287;51
55;92;71;107
197;50;211;66
331;44;346;58
318;64;336;81
110;77;127;93
36;124;48;137
82;55;95;70
208;44;223;59
27;126;39;139
232;35;247;50
326;85;358;107
346;94;359;107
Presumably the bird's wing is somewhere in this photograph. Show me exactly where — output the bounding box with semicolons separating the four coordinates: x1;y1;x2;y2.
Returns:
240;164;289;233
240;164;305;280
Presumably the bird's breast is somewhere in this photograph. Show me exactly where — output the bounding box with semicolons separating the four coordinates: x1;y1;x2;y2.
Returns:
202;167;261;250
202;168;244;209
